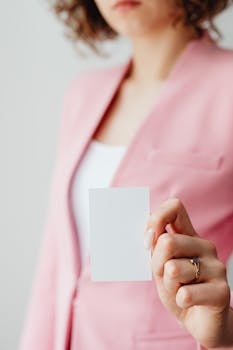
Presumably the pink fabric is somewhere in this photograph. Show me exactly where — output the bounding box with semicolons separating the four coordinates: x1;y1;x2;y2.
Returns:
19;30;233;350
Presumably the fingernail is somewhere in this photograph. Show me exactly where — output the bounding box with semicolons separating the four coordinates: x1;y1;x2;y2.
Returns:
144;228;155;249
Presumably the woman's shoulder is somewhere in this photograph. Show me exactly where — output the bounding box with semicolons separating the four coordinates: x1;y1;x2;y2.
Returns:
64;62;126;99
209;43;233;75
58;62;126;127
197;42;233;95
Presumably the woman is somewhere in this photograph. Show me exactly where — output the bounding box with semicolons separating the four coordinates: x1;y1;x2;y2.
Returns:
19;1;233;349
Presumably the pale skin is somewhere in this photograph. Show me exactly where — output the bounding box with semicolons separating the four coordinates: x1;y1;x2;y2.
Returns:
92;0;233;348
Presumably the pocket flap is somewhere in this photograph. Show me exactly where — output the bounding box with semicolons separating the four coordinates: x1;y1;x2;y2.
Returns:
146;148;223;171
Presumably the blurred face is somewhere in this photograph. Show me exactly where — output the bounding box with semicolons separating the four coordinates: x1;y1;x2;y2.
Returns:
93;0;183;37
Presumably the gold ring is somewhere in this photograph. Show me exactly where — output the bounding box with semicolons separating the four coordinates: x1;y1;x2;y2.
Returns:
189;257;200;282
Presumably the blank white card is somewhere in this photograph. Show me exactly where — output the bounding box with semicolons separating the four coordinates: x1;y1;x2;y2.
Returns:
89;186;152;282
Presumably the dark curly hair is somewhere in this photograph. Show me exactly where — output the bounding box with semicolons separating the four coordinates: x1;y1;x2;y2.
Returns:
47;0;232;54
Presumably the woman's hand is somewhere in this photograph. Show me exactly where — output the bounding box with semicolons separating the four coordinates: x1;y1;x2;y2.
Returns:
144;198;233;349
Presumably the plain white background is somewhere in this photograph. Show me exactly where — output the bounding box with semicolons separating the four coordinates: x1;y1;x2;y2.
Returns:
1;1;233;349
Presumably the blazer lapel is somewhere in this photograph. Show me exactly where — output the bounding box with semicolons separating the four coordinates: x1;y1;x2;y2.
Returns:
62;57;132;275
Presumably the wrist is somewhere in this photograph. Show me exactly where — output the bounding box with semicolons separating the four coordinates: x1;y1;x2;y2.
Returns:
224;306;233;347
200;307;233;350
211;307;233;349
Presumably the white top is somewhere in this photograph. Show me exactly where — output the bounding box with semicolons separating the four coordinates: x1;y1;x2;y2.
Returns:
71;139;127;268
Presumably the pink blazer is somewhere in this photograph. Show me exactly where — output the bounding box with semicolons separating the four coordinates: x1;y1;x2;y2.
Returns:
19;30;233;350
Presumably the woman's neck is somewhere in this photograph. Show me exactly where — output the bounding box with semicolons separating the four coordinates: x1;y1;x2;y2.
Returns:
127;25;199;85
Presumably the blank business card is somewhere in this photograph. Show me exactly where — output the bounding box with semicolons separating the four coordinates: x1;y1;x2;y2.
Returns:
89;186;152;282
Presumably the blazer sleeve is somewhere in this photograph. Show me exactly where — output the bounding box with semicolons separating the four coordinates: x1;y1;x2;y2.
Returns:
18;80;76;350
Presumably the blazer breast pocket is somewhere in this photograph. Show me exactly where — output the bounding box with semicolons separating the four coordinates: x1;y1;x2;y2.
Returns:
146;148;223;172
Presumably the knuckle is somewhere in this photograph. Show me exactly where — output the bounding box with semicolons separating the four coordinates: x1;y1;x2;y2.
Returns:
217;281;231;305
164;260;179;279
157;233;175;253
216;261;227;277
179;287;192;307
205;240;217;256
222;282;230;299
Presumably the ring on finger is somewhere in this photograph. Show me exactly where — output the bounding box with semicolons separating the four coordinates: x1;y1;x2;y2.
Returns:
189;256;201;282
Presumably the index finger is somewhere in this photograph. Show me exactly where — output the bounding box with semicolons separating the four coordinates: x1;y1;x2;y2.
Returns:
145;198;198;249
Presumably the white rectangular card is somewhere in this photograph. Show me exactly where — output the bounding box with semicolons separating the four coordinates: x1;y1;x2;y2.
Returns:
89;186;152;282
